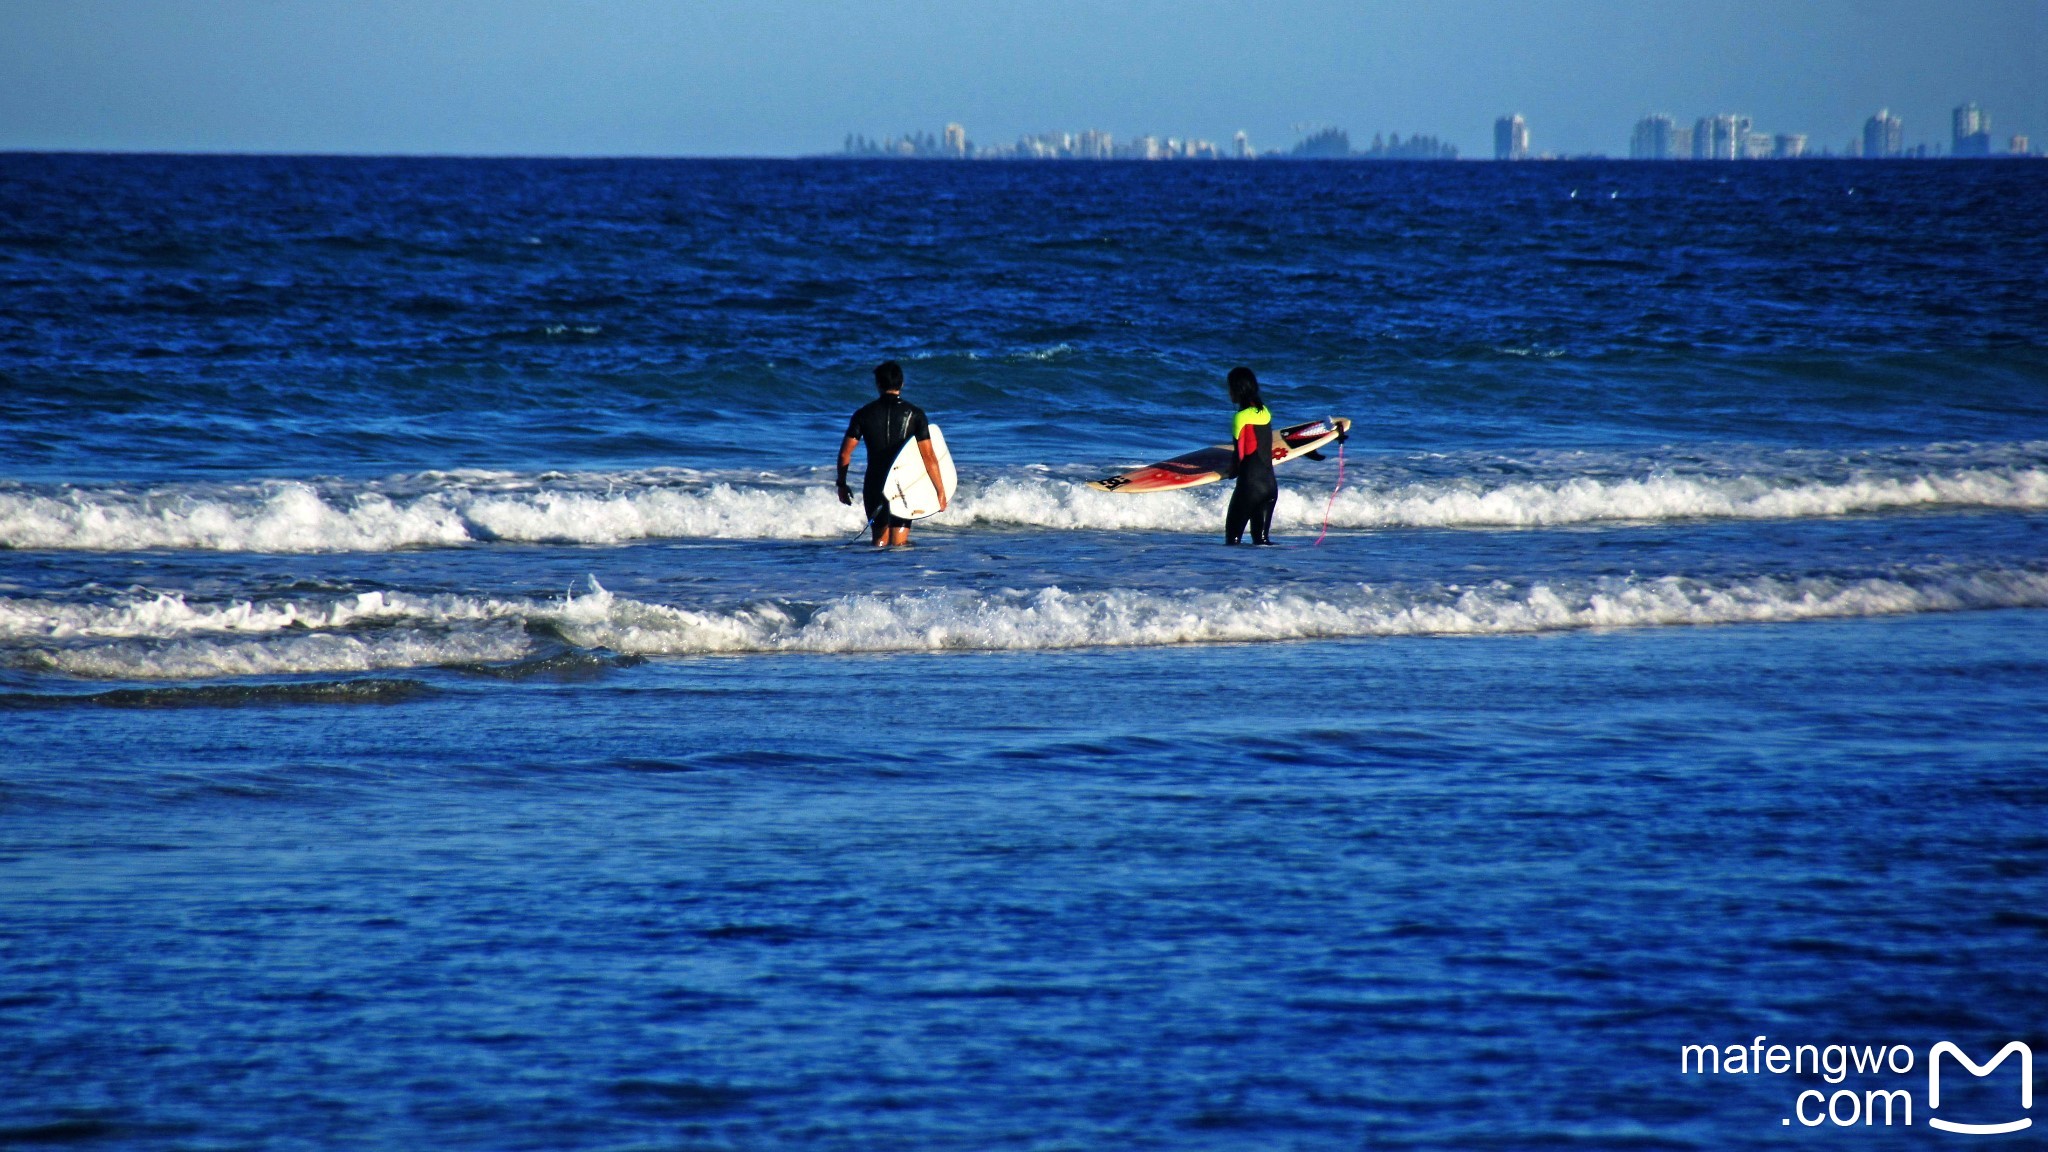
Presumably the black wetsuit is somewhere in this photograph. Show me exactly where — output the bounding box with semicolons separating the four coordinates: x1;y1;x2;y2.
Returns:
845;394;931;528
1225;406;1277;545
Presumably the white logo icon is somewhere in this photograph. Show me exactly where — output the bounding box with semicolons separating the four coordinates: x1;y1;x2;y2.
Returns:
1928;1041;2033;1135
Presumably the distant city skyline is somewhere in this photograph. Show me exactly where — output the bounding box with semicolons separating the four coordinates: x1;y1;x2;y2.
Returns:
1617;101;2035;160
842;123;1458;161
841;102;2040;162
2;1;2042;157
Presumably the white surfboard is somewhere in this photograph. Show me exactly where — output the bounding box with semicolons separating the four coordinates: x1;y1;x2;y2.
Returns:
883;425;956;520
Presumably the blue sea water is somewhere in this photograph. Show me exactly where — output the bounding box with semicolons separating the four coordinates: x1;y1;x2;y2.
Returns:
1;155;2046;1149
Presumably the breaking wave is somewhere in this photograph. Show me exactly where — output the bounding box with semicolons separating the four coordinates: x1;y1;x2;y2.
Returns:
10;565;2046;679
969;464;2048;533
3;448;2044;552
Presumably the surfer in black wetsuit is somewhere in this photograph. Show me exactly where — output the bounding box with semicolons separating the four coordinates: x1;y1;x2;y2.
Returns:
1225;366;1278;545
837;360;948;546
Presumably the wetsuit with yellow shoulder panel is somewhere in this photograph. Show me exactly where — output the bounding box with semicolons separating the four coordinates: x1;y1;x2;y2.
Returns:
1226;402;1277;545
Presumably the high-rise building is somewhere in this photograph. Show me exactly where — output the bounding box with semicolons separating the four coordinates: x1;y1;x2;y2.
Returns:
1495;115;1528;160
1014;131;1075;159
1630;115;1676;160
943;123;968;158
1743;131;1775;160
1952;103;1992;157
1670;125;1693;158
1232;131;1254;159
1691;114;1750;160
2013;135;2032;156
1773;134;1807;159
1863;110;1904;158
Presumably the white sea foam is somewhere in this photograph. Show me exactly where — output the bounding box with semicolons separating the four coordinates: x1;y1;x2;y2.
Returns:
539;568;2048;655
0;589;505;642
36;627;533;680
1309;467;2048;529
0;483;476;553
14;567;2047;679
2;450;2043;552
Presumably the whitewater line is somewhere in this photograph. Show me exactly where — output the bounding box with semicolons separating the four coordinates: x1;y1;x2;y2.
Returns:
1;463;2044;552
11;566;2048;678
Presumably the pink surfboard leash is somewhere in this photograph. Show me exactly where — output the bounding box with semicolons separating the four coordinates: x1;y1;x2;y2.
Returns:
1313;437;1345;546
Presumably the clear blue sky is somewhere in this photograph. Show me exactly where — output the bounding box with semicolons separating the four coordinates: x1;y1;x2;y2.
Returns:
2;0;2041;157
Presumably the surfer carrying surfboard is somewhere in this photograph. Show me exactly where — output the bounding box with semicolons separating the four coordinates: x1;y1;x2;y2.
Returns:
1225;366;1279;545
836;361;948;546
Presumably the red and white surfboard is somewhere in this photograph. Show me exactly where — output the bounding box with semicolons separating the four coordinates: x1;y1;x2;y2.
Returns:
1087;417;1350;493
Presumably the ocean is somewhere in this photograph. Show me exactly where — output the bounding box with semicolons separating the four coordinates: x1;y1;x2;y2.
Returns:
2;154;2045;1149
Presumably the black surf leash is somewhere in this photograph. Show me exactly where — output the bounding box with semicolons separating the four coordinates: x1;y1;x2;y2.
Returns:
836;473;875;544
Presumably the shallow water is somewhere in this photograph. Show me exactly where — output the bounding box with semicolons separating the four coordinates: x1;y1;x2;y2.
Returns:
1;155;2044;1148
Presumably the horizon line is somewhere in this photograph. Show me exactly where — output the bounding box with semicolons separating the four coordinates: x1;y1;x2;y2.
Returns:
6;147;2035;162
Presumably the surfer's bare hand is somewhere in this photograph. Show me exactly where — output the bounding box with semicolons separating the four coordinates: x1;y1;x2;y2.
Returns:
836;482;853;505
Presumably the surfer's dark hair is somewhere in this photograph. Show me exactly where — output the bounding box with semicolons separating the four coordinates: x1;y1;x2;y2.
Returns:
875;361;904;392
1227;366;1263;410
